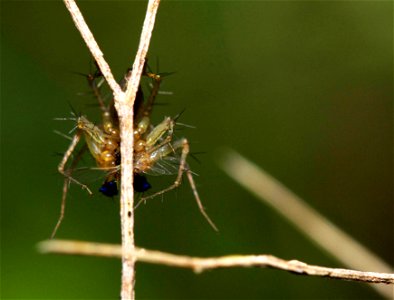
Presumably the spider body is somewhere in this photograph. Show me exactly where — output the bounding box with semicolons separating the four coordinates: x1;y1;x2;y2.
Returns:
51;64;217;238
77;115;120;170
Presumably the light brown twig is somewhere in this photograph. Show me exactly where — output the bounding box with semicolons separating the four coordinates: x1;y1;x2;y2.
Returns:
115;1;160;299
63;1;161;299
38;240;394;285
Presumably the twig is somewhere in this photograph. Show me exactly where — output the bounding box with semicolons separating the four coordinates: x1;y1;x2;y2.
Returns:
38;240;394;285
218;149;393;298
123;0;160;106
115;1;160;299
63;1;161;299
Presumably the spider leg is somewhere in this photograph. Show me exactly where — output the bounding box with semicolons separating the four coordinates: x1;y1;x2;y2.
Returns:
184;164;218;232
142;72;162;118
86;64;120;136
86;70;107;113
135;71;162;121
136;139;218;231
52;141;89;238
58;132;92;194
145;129;174;156
51;178;70;238
145;117;174;148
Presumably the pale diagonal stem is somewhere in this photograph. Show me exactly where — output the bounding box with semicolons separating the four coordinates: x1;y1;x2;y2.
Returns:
218;149;393;298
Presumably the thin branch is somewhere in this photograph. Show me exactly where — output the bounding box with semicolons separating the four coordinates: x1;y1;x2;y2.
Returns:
63;1;161;299
63;0;123;101
122;0;160;106
38;240;394;285
218;149;394;298
115;1;160;299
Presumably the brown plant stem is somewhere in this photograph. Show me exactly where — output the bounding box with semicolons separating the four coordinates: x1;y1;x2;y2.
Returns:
63;1;161;299
38;240;394;285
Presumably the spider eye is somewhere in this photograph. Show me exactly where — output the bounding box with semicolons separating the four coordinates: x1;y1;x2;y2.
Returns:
134;174;151;192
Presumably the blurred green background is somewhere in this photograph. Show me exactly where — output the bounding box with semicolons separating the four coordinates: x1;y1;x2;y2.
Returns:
1;1;392;299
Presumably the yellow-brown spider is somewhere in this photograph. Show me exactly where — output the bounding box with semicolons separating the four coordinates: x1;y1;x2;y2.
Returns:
51;64;217;238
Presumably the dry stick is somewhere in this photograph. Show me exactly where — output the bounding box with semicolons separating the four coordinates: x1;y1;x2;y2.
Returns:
115;1;160;299
218;149;393;299
62;0;161;299
123;0;160;104
38;240;394;285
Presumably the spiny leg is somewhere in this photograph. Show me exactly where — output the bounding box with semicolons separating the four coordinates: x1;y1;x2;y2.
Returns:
136;139;193;201
143;72;162;118
145;117;174;148
51;178;70;238
136;139;218;231
52;142;89;238
185;166;218;232
86;69;120;135
86;70;107;113
135;71;162;121
58;133;92;195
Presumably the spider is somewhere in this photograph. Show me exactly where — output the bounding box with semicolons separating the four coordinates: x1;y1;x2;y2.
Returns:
51;63;217;238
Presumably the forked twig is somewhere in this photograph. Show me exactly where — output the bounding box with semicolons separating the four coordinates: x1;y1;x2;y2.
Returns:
38;240;394;285
63;0;161;299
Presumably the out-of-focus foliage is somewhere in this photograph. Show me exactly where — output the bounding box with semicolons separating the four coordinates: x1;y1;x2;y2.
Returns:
1;1;392;299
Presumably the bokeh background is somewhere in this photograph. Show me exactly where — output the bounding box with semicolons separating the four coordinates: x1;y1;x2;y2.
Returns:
1;1;392;299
